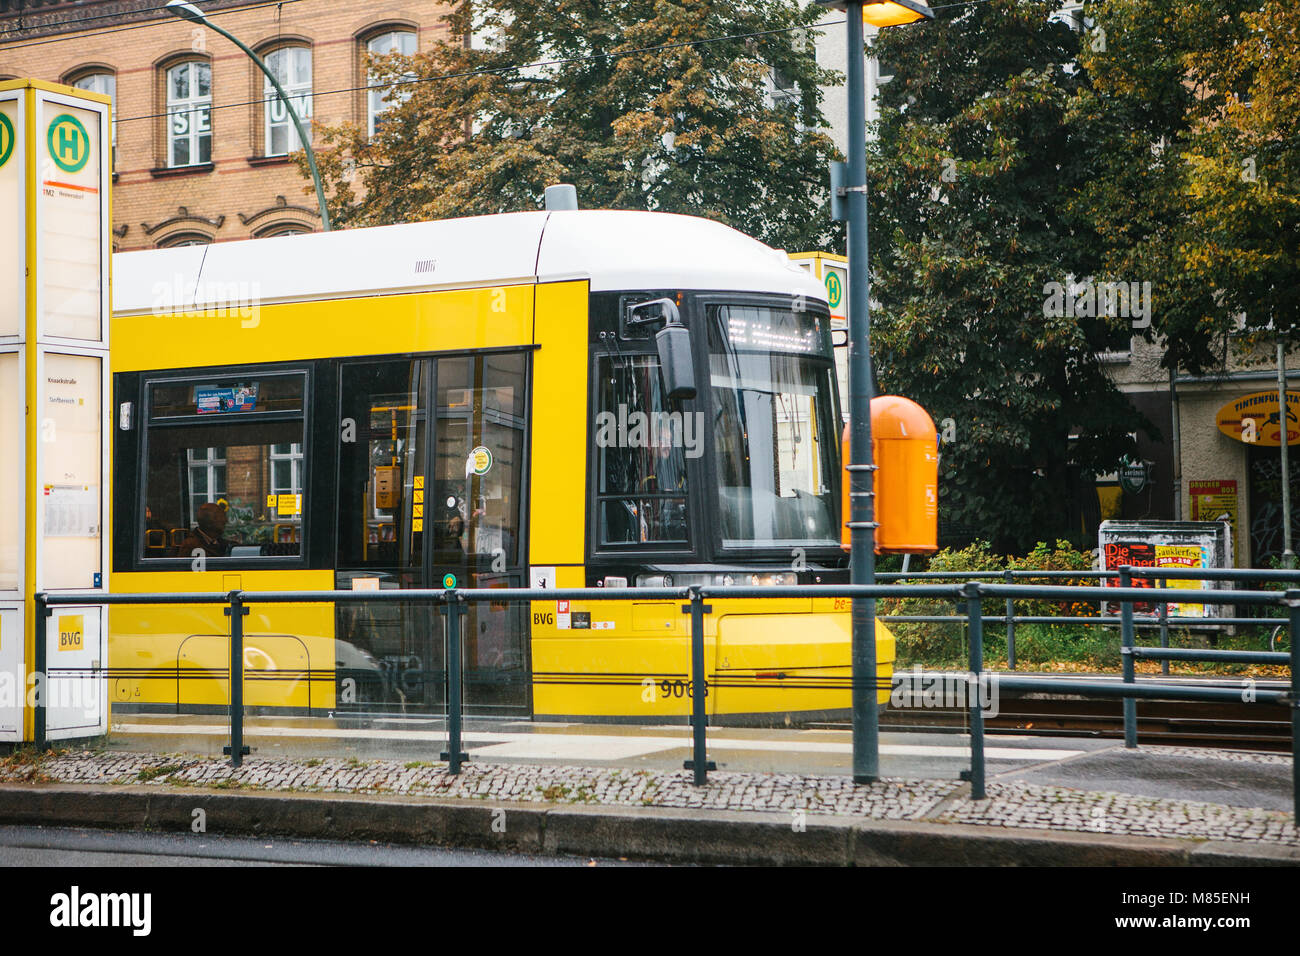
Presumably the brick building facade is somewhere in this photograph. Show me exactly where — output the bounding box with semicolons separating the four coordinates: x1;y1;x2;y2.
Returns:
0;0;451;250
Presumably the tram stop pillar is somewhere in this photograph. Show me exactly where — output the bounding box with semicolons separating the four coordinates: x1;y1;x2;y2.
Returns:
0;80;112;747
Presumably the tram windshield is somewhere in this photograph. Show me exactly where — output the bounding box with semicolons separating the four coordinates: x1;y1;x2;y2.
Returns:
708;302;840;550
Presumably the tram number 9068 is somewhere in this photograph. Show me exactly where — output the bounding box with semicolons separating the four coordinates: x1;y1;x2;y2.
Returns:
659;679;706;700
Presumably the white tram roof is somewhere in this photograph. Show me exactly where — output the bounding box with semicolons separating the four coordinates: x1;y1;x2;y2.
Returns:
112;209;827;316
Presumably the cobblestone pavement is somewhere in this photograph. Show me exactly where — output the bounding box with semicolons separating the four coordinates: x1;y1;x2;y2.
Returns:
0;747;1294;847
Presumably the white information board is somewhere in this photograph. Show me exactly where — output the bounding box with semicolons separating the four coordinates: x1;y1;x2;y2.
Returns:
0;94;22;338
0;607;21;741
38;100;103;341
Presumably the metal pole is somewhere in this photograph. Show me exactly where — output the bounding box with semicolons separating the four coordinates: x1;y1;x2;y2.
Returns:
191;17;333;232
963;583;986;800
33;593;49;750
440;591;468;774
1158;577;1170;677
1287;591;1300;823
1279;342;1294;568
1120;567;1137;748
684;590;714;785
223;591;248;767
845;0;881;786
1170;365;1182;520
1004;569;1016;671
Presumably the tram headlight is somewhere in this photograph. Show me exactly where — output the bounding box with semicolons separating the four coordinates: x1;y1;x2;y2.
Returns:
635;574;674;588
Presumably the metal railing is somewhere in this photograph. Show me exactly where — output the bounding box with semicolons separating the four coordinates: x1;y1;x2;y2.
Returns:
30;570;1299;818
879;565;1296;672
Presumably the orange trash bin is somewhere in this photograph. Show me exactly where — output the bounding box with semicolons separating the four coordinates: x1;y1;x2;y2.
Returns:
841;396;939;553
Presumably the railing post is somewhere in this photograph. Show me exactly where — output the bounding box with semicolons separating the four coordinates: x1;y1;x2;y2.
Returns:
1120;567;1137;749
1158;577;1170;677
683;589;715;785
33;593;50;750
222;591;250;768
1288;591;1300;824
1004;569;1016;671
962;582;986;800
440;590;468;774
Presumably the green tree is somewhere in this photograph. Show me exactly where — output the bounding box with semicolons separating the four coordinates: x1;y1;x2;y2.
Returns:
304;0;842;252
867;0;1147;553
1070;0;1296;372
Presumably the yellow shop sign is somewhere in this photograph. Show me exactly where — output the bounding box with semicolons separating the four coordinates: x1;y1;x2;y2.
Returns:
1216;391;1300;446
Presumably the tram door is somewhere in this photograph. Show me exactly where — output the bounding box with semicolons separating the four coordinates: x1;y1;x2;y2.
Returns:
335;355;530;715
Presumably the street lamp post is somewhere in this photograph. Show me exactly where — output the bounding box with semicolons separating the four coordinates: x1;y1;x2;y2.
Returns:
817;0;932;784
164;0;333;231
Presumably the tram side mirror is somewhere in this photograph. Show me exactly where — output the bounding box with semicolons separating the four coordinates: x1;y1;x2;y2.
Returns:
629;298;696;401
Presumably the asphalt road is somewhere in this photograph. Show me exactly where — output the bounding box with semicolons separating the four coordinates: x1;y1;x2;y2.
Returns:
0;825;649;867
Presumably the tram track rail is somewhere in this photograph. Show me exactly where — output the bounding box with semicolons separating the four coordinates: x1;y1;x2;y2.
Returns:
803;674;1296;752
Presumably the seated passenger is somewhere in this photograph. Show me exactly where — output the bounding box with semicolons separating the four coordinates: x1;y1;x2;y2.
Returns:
177;502;237;558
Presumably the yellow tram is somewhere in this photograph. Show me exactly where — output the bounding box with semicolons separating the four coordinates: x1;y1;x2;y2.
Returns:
109;207;898;720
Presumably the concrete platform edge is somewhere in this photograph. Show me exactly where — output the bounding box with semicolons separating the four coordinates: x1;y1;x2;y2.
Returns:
0;784;1295;867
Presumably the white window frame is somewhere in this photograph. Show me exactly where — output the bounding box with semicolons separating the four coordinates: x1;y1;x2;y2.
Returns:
366;30;417;138
166;60;212;168
186;446;227;526
71;72;116;147
264;46;313;156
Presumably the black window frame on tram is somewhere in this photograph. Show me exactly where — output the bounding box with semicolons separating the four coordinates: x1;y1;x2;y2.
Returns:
586;291;707;563
129;362;315;570
697;292;845;565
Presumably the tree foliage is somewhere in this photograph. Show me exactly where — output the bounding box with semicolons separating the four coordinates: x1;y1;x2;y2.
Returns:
1073;0;1300;369
304;0;842;252
867;0;1145;552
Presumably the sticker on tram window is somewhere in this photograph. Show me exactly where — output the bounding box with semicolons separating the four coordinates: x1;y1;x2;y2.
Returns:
467;445;493;476
196;385;258;414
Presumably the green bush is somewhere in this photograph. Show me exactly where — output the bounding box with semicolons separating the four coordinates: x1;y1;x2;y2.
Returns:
880;539;1104;668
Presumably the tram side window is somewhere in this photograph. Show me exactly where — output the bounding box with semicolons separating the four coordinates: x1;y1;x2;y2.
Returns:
141;375;307;561
594;355;691;547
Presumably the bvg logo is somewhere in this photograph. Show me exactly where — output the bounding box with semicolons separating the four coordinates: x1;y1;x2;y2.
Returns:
0;113;13;168
47;113;90;173
58;614;84;652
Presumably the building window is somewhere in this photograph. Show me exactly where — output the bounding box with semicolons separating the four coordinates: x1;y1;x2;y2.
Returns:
70;71;116;146
366;29;417;137
157;232;211;248
186;446;228;525
255;223;310;238
264;46;312;156
166;60;211;167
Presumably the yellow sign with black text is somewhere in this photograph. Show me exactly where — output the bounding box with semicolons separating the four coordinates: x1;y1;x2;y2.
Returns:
57;614;84;652
1216;391;1300;446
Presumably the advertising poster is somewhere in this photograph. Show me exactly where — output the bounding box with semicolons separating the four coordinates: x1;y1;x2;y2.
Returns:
1155;544;1208;617
1098;521;1231;619
1189;479;1238;566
